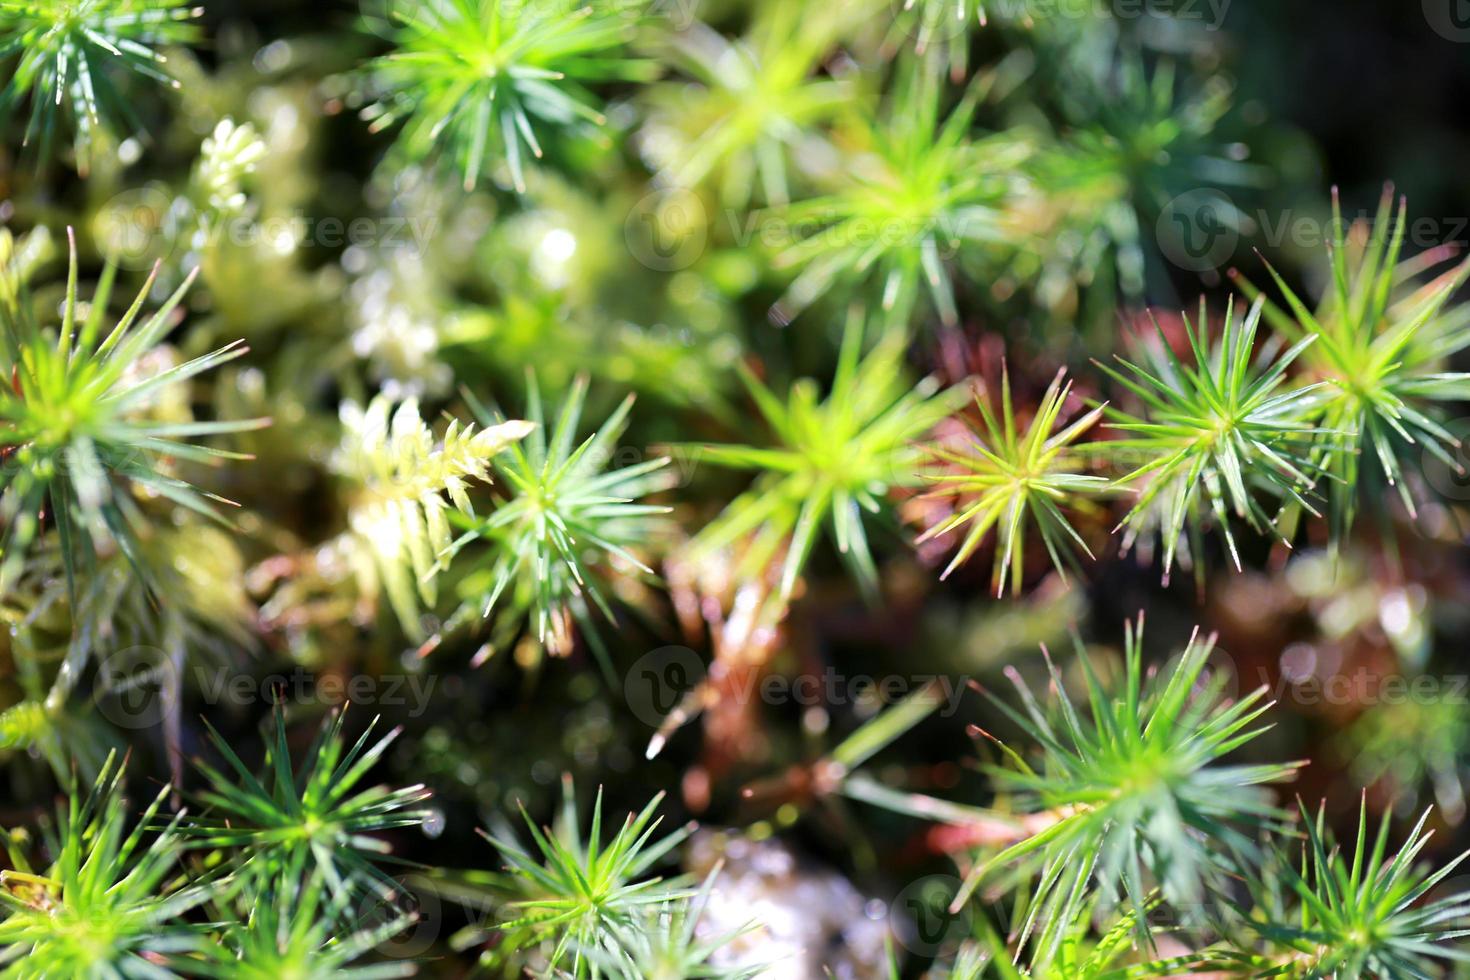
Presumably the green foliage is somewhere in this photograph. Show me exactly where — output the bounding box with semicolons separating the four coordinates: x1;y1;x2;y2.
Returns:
1;519;252;783
97;116;268;279
1032;47;1254;304
0;226;52;294
961;617;1297;966
483;777;695;977
691;317;962;613
363;0;657;192
0;230;266;599
1241;188;1470;543
441;375;672;664
975;895;1202;979
2;2;1469;977
190;117;266;218
0;751;213;977
1215;801;1470;977
1349;693;1470;825
0;743;427;978
1099;297;1321;582
574;867;765;980
919;367;1105;594
188;867;418;979
772;62;1027;328
0;539;124;780
888;0;986;83
182;710;434;913
0;0;200;170
640;3;850;206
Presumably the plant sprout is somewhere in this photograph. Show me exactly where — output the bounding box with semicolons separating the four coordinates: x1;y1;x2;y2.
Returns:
439;375;673;668
482;776;695;977
1212;800;1470;977
960;617;1298;964
1239;188;1470;545
333;394;532;639
0;229;267;599
0;752;214;976
188;866;419;979
0;0;201;170
691;316;962;614
772;62;1027;330
363;0;657;192
638;3;851;206
918;367;1106;595
1098;297;1322;583
182;709;435;914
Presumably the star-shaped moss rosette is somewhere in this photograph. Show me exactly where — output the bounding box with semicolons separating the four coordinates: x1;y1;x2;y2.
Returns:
1097;297;1324;584
181;710;434;916
184;865;418;980
0;0;201;170
436;375;674;669
475;776;696;977
1203;800;1470;977
0;229;267;600
1236;187;1470;547
917;366;1107;595
689;316;964;616
637;3;850;207
958;617;1299;965
770;62;1029;330
1020;46;1262;311
362;0;658;192
0;752;215;974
